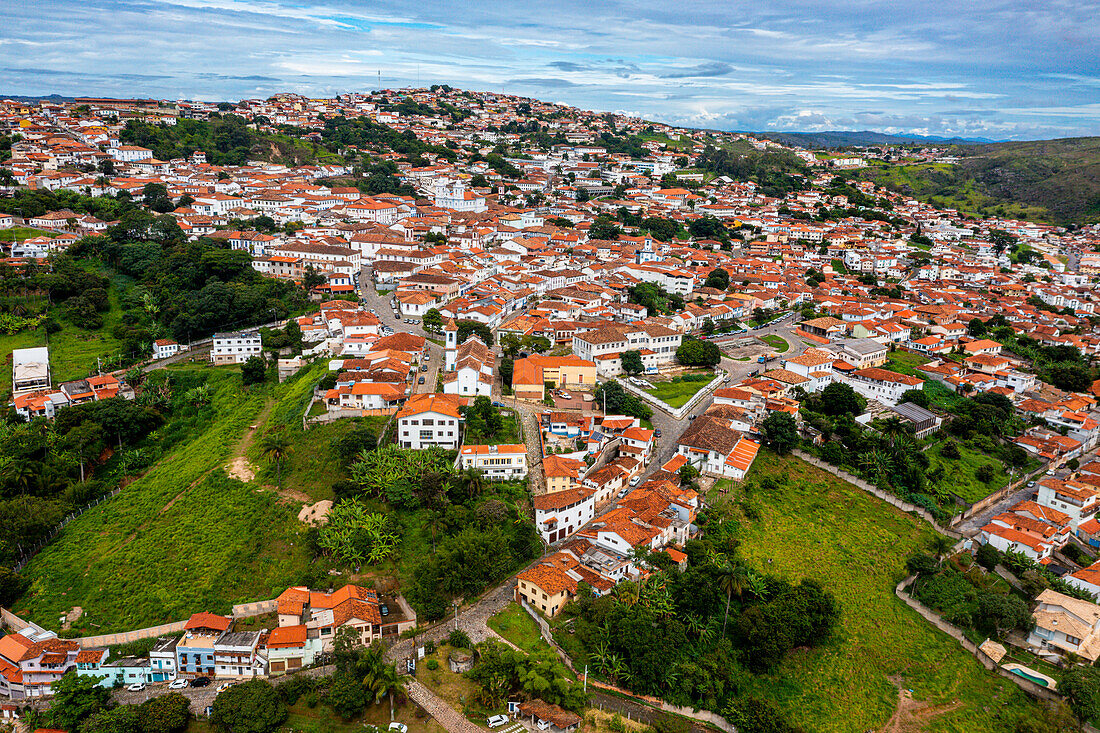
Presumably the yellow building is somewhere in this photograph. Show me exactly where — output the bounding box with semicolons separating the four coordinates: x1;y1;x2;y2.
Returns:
542;454;586;494
512;355;597;400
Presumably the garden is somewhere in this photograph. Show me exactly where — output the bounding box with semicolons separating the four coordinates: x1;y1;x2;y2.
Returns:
642;371;714;408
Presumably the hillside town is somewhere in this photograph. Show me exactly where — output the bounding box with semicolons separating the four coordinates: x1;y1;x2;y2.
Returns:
5;86;1100;732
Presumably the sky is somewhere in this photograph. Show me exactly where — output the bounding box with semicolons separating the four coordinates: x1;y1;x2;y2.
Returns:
4;0;1100;140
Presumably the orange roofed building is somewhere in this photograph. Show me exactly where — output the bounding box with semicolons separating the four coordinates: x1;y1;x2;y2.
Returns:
275;583;416;651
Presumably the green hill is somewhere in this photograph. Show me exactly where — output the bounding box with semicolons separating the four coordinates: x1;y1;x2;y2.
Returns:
862;136;1100;225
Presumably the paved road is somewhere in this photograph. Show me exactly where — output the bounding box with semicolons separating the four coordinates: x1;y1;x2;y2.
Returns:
406;678;482;733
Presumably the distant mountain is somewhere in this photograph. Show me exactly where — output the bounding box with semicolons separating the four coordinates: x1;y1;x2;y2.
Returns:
750;130;997;149
0;93;75;103
862;136;1100;225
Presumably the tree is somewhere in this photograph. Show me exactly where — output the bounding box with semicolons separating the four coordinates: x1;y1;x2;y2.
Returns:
941;441;961;459
704;267;730;291
760;412;798;455
48;670;111;732
260;432;293;491
240;355;267;385
819;382;864;416
209;679;287;733
1059;665;1100;724
976;542;1001;571
899;388;930;408
138;693;191;733
423;308;443;334
81;705;140;733
588;216;620;240
975;591;1032;638
456;320;494;347
976;463;996;484
301;264;325;291
621;350;644;375
676;338;721;367
1049;363;1092;393
592;380;652;420
968;317;987;338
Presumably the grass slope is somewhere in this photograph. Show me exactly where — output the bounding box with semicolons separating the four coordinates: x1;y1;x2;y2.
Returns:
924;441;1010;504
863;137;1100;224
488;602;550;653
733;451;1039;732
16;368;312;633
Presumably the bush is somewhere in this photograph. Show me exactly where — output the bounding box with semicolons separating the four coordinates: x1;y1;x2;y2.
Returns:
975;542;1001;571
426;658;439;670
448;628;473;650
940;441;961;459
906;553;937;576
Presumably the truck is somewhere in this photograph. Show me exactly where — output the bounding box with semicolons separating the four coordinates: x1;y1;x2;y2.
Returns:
757;352;778;364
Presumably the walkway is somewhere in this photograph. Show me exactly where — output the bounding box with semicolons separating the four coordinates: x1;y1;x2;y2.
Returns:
406;678;483;733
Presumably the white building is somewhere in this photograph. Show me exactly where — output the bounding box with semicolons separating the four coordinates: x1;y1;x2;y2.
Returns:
533;487;596;544
154;339;180;360
395;394;466;450
211;331;262;365
456;444;528;480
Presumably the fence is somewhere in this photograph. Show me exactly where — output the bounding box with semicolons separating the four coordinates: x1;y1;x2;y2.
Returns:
12;486;123;572
621;371;726;420
792;449;962;538
895;575;1062;703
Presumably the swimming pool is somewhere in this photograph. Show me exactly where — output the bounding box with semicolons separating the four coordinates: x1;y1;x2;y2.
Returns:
1009;667;1049;687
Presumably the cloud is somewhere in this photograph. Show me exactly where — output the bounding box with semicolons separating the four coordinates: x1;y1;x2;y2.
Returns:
0;0;1097;139
659;62;733;79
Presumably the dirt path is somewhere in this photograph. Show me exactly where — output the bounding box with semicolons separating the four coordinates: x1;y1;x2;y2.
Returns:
879;678;962;733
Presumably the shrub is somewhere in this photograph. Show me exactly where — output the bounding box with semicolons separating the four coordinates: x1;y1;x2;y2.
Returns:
448;629;473;650
975;542;1000;571
426;659;439;670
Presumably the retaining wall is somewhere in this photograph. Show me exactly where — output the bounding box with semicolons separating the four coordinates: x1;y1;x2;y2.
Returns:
792;449;960;537
621;371;726;420
895;575;1062;703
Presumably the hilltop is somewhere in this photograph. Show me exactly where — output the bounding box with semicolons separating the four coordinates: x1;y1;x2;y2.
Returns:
861;136;1100;225
755;130;994;149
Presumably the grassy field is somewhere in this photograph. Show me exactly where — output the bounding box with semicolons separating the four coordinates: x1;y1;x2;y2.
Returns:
0;226;59;242
487;602;549;653
761;334;789;353
644;375;712;408
16;368;315;632
884;350;931;377
731;451;1041;732
925;441;1011;504
830;258;848;274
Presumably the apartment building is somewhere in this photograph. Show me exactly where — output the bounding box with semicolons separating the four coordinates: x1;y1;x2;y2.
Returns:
572;323;682;377
211;331;262;365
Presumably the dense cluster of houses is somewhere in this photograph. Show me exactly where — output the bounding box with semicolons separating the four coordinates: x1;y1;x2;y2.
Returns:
0;584;415;699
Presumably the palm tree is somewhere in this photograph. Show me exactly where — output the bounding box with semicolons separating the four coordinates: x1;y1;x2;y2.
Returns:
260;432;293;491
376;664;407;721
458;466;485;499
3;459;36;505
716;563;748;635
928;534;956;566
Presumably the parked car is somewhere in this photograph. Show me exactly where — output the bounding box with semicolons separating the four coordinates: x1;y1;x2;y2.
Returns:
389;724;408;733
380;603;390;617
723;376;731;383
559;391;572;400
191;677;211;688
418;377;426;385
216;682;235;693
654;428;662;437
168;678;188;689
688;414;697;420
492;401;505;408
421;364;429;372
488;715;510;728
127;682;146;692
629;476;641;487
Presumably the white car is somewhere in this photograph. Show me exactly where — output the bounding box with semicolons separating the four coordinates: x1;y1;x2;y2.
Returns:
629;476;641;487
558;391;572;399
389;723;408;733
216;682;235;693
127;682;146;691
487;715;510;728
168;678;189;689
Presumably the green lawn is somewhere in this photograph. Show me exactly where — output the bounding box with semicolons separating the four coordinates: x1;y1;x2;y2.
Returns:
644;375;712;408
488;602;549;653
925;441;1011;504
464;412;522;446
831;258;848;274
0;226;59;242
16;369;314;633
761;334;789;353
884;350;931;378
731;451;1042;733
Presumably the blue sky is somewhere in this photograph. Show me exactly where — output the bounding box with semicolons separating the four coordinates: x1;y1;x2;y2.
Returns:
4;0;1100;139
